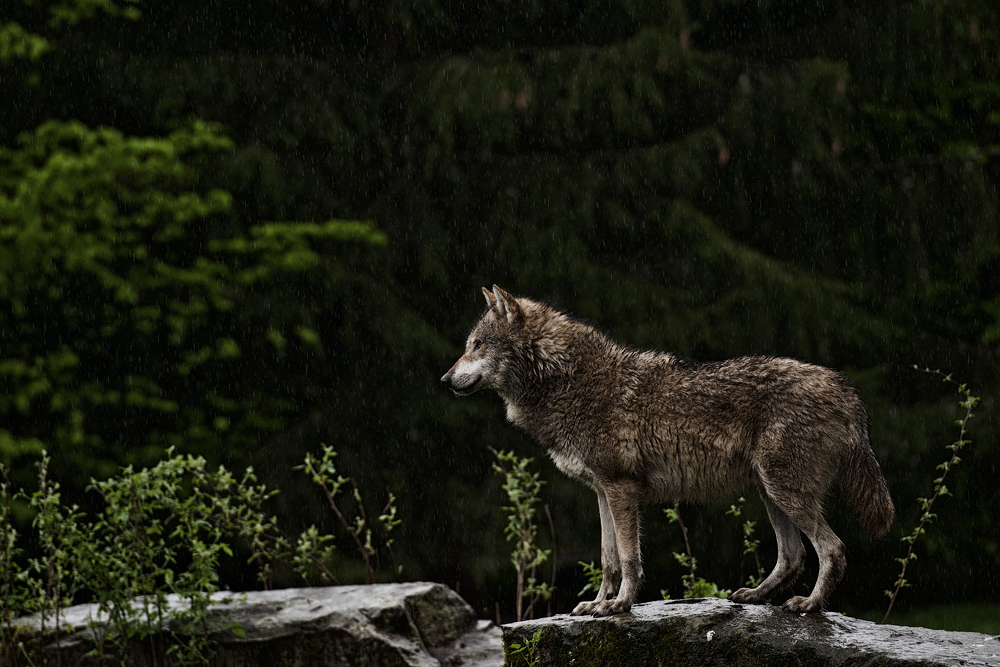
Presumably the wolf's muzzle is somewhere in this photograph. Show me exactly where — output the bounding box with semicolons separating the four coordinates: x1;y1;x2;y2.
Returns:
440;370;480;394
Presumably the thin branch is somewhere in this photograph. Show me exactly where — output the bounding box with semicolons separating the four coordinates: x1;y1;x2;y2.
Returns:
544;504;557;618
882;368;977;623
318;476;375;583
673;502;695;580
381;488;404;582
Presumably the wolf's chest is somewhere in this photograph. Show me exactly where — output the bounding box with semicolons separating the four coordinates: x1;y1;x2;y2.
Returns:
548;447;597;484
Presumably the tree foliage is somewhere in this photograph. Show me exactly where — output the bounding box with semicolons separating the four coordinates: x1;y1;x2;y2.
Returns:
0;115;385;483
1;2;386;491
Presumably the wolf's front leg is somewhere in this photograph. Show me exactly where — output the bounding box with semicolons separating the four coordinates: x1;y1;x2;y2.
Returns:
574;485;642;617
571;489;622;615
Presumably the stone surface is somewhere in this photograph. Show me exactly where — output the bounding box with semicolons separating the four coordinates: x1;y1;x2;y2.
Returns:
430;620;504;667
16;582;504;667
502;598;1000;667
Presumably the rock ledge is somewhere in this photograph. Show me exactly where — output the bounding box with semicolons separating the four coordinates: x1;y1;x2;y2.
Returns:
502;598;1000;667
16;582;503;667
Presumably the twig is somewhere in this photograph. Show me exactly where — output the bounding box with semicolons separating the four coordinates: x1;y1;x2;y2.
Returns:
381;489;404;582
544;504;556;617
317;474;375;583
881;368;978;623
349;478;377;584
672;502;695;580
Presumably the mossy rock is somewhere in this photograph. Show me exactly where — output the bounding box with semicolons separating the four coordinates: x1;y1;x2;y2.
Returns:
502;598;1000;667
15;583;491;667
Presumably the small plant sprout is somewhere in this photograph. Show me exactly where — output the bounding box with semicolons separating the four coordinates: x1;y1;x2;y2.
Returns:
290;526;338;585
882;369;979;624
26;453;85;665
297;444;403;584
663;501;731;600
379;491;404;579
508;628;544;667
577;560;604;599
490;448;554;621
726;496;764;587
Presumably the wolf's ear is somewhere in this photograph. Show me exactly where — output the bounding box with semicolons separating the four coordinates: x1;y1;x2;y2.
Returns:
491;285;522;324
482;287;497;309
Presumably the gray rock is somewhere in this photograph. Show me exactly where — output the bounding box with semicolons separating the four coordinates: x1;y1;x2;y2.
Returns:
502;598;1000;667
430;620;504;667
15;582;504;667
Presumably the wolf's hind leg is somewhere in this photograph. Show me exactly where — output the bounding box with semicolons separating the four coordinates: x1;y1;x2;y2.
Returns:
729;492;806;605
780;507;845;613
572;489;622;615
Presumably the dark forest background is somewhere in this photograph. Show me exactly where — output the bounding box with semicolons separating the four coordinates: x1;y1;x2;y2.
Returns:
2;0;998;621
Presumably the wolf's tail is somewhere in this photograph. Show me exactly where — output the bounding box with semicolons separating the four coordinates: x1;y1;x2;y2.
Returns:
842;403;895;538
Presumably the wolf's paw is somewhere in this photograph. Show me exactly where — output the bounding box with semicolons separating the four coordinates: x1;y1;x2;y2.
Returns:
571;600;599;616
729;587;766;604
589;599;632;617
781;595;822;613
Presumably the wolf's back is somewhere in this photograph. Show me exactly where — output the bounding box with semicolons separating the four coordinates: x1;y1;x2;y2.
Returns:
841;403;895;537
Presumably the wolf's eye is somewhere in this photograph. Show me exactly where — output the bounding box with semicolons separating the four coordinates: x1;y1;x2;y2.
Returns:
473;339;483;351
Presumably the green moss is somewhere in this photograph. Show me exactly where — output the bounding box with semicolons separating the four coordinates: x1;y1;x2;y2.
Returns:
506;620;708;667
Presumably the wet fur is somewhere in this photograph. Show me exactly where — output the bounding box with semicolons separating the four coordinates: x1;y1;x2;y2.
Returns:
442;286;894;616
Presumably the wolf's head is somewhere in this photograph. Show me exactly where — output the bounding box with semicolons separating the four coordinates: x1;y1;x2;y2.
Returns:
440;285;530;396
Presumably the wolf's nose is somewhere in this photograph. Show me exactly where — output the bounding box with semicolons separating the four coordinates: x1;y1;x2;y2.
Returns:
440;373;451;387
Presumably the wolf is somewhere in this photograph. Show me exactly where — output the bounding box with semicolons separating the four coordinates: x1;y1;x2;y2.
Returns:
441;285;895;617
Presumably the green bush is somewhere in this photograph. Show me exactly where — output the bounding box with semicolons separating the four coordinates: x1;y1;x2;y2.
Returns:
0;444;400;665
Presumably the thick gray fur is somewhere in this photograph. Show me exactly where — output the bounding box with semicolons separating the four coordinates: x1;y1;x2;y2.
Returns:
441;286;895;616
